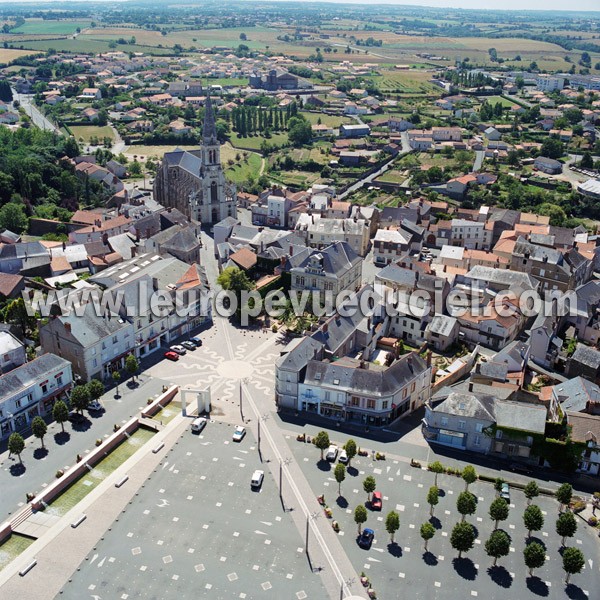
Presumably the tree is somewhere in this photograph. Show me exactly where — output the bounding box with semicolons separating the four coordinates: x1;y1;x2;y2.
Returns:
420;522;435;551
462;465;477;491
429;461;444;486
112;370;121;396
87;379;104;402
385;510;400;543
556;483;573;512
239;32;247;41
562;547;585;584
354;504;367;533
314;430;330;461
456;491;477;522
0;80;13;102
427;486;439;517
70;384;90;414
8;432;25;464
540;137;564;160
3;297;35;337
556;512;577;547
125;354;139;381
363;475;376;502
287;116;312;147
334;463;346;496
344;439;357;466
580;152;594;169
450;521;476;558
52;400;69;433
485;529;511;566
489;497;509;529
523;504;544;538
31;416;47;449
524;541;546;576
0;202;28;233
524;481;540;506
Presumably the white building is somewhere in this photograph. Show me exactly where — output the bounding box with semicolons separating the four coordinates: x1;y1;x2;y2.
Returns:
536;75;565;92
373;229;411;265
0;353;72;440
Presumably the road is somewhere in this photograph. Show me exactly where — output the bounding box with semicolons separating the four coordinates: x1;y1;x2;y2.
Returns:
11;91;59;133
337;130;411;200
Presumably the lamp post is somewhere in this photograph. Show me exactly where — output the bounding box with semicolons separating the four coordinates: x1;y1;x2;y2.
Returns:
239;377;248;423
257;413;268;461
279;457;292;511
305;511;319;567
339;577;356;600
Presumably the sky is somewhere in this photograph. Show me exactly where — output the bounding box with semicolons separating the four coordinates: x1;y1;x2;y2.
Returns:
310;0;600;11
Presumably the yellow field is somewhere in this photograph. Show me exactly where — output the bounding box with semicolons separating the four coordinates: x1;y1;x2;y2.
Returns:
79;28;164;46
0;49;41;63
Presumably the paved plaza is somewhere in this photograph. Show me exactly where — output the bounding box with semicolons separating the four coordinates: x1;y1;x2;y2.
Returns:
59;420;328;600
286;436;600;600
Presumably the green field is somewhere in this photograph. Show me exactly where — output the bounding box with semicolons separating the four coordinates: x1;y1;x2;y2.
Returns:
376;169;408;184
0;534;34;571
15;37;173;55
12;19;92;35
70;125;115;143
364;70;442;95
300;111;351;127
481;95;518;108
230;131;289;151
225;152;263;183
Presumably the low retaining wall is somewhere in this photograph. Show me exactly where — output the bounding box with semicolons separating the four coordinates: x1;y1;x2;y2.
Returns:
30;417;140;511
141;385;179;418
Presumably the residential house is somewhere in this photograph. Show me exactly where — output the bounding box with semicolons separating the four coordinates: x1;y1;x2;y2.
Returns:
567;412;600;475
567;343;600;382
534;156;562;175
295;215;371;257
340;124;371;138
372;229;411;265
0;331;26;374
425;314;460;352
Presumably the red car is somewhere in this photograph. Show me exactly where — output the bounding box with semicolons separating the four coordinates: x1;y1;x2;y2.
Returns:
371;491;383;511
164;351;179;361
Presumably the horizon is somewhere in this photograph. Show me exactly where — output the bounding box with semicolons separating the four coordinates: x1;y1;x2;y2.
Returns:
0;0;599;14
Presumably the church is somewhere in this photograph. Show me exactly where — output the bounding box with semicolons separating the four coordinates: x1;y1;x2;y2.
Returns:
153;95;237;225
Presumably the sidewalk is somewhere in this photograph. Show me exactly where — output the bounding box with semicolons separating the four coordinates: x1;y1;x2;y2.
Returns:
0;401;189;598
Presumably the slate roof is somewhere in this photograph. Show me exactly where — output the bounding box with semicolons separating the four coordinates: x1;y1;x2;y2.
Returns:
494;400;547;434
161;148;203;178
304;352;428;397
432;391;496;421
276;336;324;371
571;343;600;369
553;376;600;412
427;314;458;337
0;353;71;400
567;411;600;444
465;266;538;290
292;241;360;278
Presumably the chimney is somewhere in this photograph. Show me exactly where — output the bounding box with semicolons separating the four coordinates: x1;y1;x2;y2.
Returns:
426;350;431;368
64;322;71;333
359;359;365;369
322;322;328;333
468;382;474;392
289;245;293;256
131;246;137;258
152;277;159;291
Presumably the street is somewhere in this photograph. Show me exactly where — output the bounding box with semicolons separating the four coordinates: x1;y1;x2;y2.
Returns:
11;91;59;133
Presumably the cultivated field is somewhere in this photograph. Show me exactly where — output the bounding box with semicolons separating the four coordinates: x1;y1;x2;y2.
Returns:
0;48;40;64
11;19;91;35
70;125;115;143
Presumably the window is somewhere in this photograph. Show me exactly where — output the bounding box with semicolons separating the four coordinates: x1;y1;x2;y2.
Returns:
382;401;388;410
57;376;63;386
113;336;118;344
475;423;483;433
411;382;416;393
458;420;466;430
496;430;503;440
441;416;448;427
16;399;22;408
402;388;408;399
351;397;360;406
366;399;375;409
93;358;98;367
473;435;481;446
41;383;48;394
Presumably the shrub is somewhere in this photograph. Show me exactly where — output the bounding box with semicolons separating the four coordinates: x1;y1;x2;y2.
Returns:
587;516;598;527
55;469;64;478
571;500;586;514
95;439;102;446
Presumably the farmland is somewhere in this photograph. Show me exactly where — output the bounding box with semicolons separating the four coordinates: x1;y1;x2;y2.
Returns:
11;19;92;35
0;48;40;64
70;125;115;144
299;111;351;128
363;70;442;96
229;131;289;151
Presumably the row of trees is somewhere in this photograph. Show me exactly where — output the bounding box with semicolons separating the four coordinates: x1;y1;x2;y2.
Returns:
230;104;297;137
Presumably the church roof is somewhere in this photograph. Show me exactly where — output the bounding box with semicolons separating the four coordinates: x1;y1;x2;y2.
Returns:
162;148;202;178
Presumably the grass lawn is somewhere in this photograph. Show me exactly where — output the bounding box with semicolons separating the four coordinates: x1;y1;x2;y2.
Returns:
12;19;92;35
482;95;518;108
270;169;321;188
364;70;441;95
0;534;34;571
376;169;408;184
70;125;115;143
286;146;331;165
300;111;352;127
225;152;263;183
124;145;199;160
205;77;248;87
230;131;288;151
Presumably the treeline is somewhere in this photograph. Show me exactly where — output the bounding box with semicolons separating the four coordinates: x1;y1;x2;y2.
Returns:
229;102;298;137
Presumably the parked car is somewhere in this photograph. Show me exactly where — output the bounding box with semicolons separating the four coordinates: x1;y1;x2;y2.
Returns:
182;341;196;351
190;336;203;347
358;528;375;549
371;491;383;511
509;462;532;476
191;417;207;433
338;449;348;464
170;345;187;355
232;425;246;442
88;401;104;412
251;470;264;489
325;445;338;462
164;351;179;361
500;483;510;503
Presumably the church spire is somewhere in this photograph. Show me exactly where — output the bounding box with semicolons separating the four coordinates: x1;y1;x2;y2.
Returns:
203;92;217;145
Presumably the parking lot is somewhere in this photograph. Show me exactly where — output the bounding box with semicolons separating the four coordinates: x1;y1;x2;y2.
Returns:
287;435;599;600
59;420;328;600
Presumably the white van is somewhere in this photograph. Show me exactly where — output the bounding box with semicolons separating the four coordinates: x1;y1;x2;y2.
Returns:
191;417;207;433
